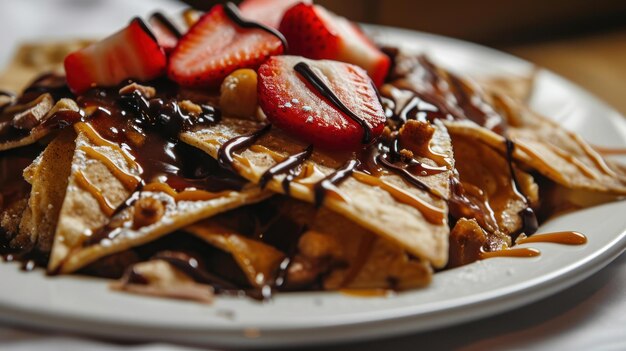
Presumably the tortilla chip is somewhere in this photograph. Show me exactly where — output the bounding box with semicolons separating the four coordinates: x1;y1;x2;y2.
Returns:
476;71;536;103
448;129;537;239
15;129;75;251
184;221;285;288
111;260;214;304
181;117;451;268
48;125;138;272
0;40;91;93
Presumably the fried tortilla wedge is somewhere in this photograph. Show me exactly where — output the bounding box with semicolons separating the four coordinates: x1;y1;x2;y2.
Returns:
48;124;139;272
48;121;271;274
14;129;75;251
184;221;285;288
181;117;452;268
388;52;626;195
445;117;626;195
181;197;431;291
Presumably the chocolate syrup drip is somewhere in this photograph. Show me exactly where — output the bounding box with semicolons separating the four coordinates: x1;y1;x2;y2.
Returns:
149;12;183;38
259;145;313;192
505;139;538;238
132;17;160;44
376;154;434;193
224;2;288;51
314;159;360;206
294;62;373;143
269;224;309;294
217;124;272;171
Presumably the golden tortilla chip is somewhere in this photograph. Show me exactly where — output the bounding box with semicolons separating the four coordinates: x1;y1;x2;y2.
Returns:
181;117;451;268
184;221;285;288
15;129;75;251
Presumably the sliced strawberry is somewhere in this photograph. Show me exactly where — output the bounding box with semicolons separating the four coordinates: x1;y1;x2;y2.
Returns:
258;56;385;150
149;12;182;53
239;0;311;29
64;18;166;94
168;4;284;88
279;3;390;86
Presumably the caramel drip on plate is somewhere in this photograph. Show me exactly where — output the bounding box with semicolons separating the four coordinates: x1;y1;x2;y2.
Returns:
352;171;446;225
517;231;587;245
340;288;392;298
479;247;541;259
74;171;116;216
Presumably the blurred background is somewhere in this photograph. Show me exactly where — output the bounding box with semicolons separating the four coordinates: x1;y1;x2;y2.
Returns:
0;0;624;113
186;0;626;115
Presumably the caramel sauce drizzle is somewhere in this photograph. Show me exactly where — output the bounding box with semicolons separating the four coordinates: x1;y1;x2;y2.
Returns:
80;146;141;190
517;231;587;245
218;124;272;171
314;159;360;206
143;182;233;202
340;288;393;298
259;145;314;193
74;122;138;169
74;171;116;216
352;171;446;225
480;247;540;259
505;139;538;238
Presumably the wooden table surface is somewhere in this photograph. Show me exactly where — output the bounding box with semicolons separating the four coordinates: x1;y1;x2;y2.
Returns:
506;30;626;116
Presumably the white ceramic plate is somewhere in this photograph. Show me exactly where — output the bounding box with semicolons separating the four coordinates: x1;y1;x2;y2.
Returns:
0;25;625;348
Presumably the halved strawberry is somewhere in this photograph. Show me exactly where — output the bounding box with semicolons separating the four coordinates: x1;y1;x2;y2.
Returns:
239;0;311;29
279;3;390;86
258;56;385;150
168;4;284;88
64;18;166;94
149;12;182;53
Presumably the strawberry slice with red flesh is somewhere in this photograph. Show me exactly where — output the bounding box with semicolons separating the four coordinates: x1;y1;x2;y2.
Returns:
64;17;166;95
168;4;284;88
279;3;390;87
149;12;182;53
258;56;385;150
239;0;311;29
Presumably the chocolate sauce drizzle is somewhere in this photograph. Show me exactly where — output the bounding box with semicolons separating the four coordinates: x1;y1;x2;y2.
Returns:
224;2;288;51
314;159;360;206
505;139;538;239
294;62;374;143
217;124;272;171
149;12;183;38
259;145;314;193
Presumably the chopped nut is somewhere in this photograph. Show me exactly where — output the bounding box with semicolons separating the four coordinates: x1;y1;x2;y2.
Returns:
399;148;414;160
10;93;54;130
119;83;156;99
132;197;165;229
398;120;435;158
179;100;203;116
220;69;258;119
